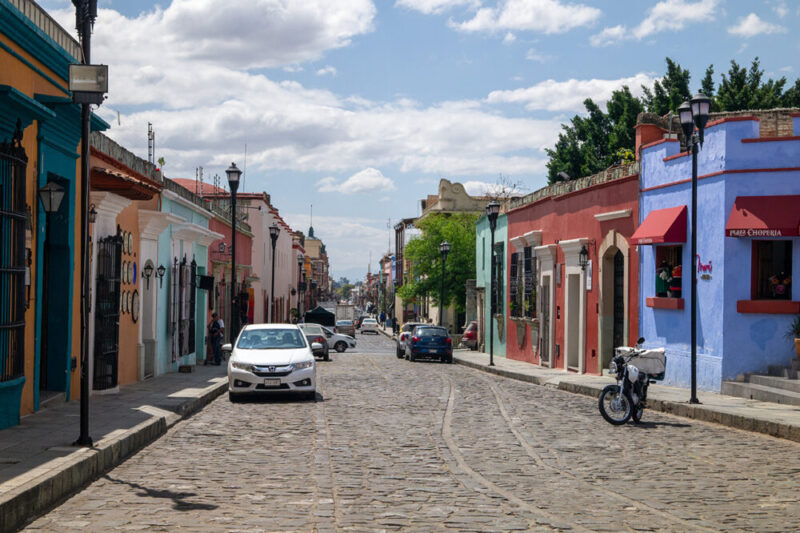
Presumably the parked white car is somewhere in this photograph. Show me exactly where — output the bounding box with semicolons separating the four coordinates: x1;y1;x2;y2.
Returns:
321;326;357;353
225;324;319;402
360;318;379;334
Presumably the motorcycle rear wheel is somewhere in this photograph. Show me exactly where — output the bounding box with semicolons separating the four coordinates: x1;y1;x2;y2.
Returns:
598;385;633;425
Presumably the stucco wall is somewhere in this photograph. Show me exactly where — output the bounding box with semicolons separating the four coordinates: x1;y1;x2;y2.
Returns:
639;116;800;391
476;213;507;357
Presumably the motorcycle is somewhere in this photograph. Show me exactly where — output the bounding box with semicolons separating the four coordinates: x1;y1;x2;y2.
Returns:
598;337;666;425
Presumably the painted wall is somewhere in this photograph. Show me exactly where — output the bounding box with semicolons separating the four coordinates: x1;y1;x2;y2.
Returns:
639;116;800;391
506;175;639;374
476;213;507;357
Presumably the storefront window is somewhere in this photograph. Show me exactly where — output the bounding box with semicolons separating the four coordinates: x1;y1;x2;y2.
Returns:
523;246;536;317
509;252;521;317
655;245;682;298
753;241;792;300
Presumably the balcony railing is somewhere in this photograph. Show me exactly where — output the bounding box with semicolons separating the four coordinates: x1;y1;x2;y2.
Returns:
9;0;83;61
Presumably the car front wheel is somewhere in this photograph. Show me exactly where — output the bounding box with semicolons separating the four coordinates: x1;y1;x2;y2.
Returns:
334;341;347;353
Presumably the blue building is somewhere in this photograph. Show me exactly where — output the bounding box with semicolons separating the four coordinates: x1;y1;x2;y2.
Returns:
634;110;800;391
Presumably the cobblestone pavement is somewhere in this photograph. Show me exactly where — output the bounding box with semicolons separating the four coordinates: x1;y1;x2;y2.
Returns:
24;334;800;532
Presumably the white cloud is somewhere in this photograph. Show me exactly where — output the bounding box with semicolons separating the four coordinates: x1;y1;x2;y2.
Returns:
728;13;787;38
524;48;550;62
503;32;517;44
487;73;657;112
589;24;625;47
316;66;337;76
317;168;396;194
780;65;794;72
463;180;525;196
772;0;789;18
395;0;479;15
590;0;718;46
449;0;601;35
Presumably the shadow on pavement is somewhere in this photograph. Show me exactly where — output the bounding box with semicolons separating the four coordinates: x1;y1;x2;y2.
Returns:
104;475;218;511
231;392;323;404
630;420;692;429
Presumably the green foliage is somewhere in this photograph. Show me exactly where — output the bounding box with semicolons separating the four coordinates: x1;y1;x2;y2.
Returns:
641;58;692;115
397;213;477;312
545;56;800;185
337;283;354;300
786;316;800;340
545;86;641;184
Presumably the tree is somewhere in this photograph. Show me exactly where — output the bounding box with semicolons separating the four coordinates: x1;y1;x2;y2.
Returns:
337;283;354;300
716;58;787;111
545;87;641;184
641;58;692;115
397;213;477;312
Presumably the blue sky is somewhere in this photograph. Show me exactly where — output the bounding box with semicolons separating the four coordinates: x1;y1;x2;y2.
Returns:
41;0;800;281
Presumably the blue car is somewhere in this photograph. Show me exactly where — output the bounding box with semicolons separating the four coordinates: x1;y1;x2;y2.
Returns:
405;326;453;363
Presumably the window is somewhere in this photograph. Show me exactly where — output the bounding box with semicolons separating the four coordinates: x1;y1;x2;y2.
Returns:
523;247;537;317
655;245;683;298
237;328;306;349
509;252;520;316
492;242;504;313
753;241;792;300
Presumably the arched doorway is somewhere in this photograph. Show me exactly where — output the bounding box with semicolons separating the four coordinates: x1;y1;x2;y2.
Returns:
598;231;630;371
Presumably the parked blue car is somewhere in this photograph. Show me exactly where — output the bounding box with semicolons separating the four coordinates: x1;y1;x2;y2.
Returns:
405;326;453;363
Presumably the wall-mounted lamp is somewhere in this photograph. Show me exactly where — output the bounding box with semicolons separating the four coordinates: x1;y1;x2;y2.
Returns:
156;264;166;288
142;262;154;289
88;204;97;224
578;245;589;271
38;181;65;214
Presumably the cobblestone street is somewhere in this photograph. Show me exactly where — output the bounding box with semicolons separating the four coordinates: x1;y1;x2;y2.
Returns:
24;333;800;532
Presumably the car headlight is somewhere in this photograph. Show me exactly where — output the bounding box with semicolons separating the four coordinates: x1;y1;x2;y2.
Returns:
231;361;253;372
293;360;314;370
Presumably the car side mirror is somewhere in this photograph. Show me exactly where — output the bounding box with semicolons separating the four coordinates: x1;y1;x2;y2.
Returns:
222;343;233;352
311;342;323;351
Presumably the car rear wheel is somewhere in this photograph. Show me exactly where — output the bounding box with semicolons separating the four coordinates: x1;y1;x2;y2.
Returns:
396;344;403;358
323;350;330;361
334;341;347;353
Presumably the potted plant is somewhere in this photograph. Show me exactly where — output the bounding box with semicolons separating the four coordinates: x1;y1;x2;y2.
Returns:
786;316;800;358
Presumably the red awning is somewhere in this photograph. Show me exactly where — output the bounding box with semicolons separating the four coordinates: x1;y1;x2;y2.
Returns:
631;206;687;245
726;196;800;237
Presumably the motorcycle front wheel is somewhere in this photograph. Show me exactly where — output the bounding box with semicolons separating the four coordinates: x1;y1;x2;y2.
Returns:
598;384;633;425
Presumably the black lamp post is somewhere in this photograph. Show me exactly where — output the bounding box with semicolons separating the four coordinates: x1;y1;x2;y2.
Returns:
438;241;450;327
297;253;303;320
311;279;317;308
269;223;280;322
156;264;166;288
578;245;589;271
72;0;98;448
226;162;242;341
678;92;710;405
486;201;500;366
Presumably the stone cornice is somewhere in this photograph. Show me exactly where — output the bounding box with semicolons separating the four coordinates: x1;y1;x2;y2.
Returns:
139;209;183;241
91;191;131;219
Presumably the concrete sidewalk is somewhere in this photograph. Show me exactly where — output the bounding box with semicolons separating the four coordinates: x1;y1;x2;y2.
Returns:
378;325;800;443
0;365;227;532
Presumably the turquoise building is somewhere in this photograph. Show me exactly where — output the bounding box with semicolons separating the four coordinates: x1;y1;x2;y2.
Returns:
476;212;508;356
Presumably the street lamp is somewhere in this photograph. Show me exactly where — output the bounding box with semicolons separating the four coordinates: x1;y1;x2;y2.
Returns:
269;223;280;322
156;264;166;288
438;241;450;327
578;245;589;271
311;279;318;308
226;162;241;340
297;253;304;321
142;262;154;290
678;92;710;405
486;200;500;366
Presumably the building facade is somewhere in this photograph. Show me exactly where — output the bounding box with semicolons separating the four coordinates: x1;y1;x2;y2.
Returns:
476;212;508;356
635;110;800;391
505;163;640;375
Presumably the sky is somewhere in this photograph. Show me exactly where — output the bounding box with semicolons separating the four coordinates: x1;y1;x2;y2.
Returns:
40;0;800;282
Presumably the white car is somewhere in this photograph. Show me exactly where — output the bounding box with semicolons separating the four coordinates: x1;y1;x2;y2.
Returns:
360;318;379;334
225;324;319;402
321;326;357;353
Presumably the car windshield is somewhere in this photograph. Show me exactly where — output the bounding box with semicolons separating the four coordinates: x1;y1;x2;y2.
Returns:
402;323;421;332
336;320;352;326
363;319;377;324
299;324;323;335
415;327;448;337
236;329;306;349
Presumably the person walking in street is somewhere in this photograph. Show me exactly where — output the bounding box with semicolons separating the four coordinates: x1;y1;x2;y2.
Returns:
379;310;386;328
207;312;225;366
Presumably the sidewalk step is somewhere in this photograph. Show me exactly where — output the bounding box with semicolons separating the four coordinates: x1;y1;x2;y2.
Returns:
748;374;800;393
721;381;800;406
767;364;799;378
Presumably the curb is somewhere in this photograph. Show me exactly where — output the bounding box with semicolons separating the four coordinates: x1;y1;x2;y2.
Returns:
455;357;800;444
0;379;227;532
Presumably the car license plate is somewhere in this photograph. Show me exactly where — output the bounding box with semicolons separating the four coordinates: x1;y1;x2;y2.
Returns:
428;349;437;353
263;378;281;387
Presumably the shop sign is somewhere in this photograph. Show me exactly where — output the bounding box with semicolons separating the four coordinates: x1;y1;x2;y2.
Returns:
727;228;785;237
697;254;712;280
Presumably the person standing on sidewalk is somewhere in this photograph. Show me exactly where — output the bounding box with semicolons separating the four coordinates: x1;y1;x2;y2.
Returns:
207;312;225;365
